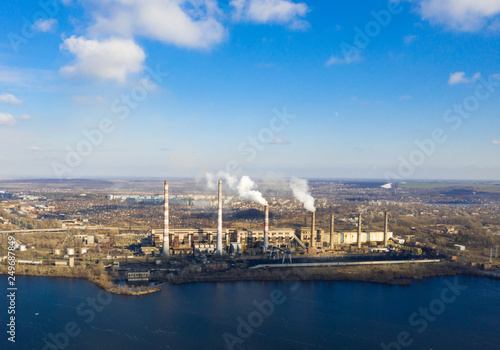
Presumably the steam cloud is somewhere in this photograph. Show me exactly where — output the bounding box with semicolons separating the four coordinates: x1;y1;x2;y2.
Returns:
236;176;268;205
205;172;216;190
205;172;268;205
289;177;316;212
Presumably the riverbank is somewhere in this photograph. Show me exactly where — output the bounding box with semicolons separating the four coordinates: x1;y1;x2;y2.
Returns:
2;261;497;293
0;264;161;295
170;261;485;285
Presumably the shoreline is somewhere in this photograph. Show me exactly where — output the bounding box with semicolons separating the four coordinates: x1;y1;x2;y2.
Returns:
3;261;497;293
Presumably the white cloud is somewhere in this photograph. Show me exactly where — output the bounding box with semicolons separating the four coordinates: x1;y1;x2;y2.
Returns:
19;114;33;120
60;36;146;82
404;35;417;45
33;18;58;32
0;93;22;104
28;146;42;151
269;137;289;144
448;72;480;85
325;53;362;66
492;140;500;145
231;0;309;30
72;95;89;103
87;0;226;49
418;0;500;32
0;113;16;126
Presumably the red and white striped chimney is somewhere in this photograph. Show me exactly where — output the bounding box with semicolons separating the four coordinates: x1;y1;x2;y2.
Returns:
357;213;362;249
263;205;269;251
163;181;170;256
311;211;316;248
384;211;389;246
216;180;223;255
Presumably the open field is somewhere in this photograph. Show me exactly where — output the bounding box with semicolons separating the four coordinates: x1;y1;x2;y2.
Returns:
399;181;500;193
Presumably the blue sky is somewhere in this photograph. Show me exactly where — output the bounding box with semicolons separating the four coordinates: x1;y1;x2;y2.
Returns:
0;0;499;180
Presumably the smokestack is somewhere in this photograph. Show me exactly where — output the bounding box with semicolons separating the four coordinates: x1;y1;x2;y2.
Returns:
384;211;389;246
163;181;170;256
357;213;362;248
263;205;269;251
330;214;334;249
216;180;223;255
311;211;316;248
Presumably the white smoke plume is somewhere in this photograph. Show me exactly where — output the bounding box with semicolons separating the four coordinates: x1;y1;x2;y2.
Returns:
289;177;315;212
237;176;268;205
216;171;238;190
205;172;216;190
205;172;268;205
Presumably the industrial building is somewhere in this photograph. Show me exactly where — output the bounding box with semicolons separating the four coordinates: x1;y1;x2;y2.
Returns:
153;179;395;256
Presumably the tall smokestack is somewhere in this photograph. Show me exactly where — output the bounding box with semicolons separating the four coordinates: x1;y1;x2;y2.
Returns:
311;211;316;248
263;205;269;251
330;214;334;249
384;211;389;246
216;180;223;255
163;181;170;256
357;213;362;248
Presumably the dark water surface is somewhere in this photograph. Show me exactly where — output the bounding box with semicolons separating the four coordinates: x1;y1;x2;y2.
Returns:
2;275;500;349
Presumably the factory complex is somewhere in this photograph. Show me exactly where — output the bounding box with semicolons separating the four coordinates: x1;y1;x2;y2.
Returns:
151;180;394;258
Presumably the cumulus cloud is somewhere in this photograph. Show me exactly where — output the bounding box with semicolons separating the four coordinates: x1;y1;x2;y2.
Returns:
448;72;480;85
87;0;226;49
60;36;146;82
231;0;309;30
0;93;22;104
269;137;289;144
325;52;362;66
418;0;500;32
72;95;89;103
0;113;16;126
33;18;58;32
404;35;417;45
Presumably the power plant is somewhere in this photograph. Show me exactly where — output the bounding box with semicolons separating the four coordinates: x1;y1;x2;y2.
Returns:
153;179;396;257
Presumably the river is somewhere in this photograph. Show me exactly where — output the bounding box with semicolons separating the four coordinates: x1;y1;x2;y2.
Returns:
2;275;500;349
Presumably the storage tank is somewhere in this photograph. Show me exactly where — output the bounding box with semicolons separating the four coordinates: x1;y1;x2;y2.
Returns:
66;248;75;256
